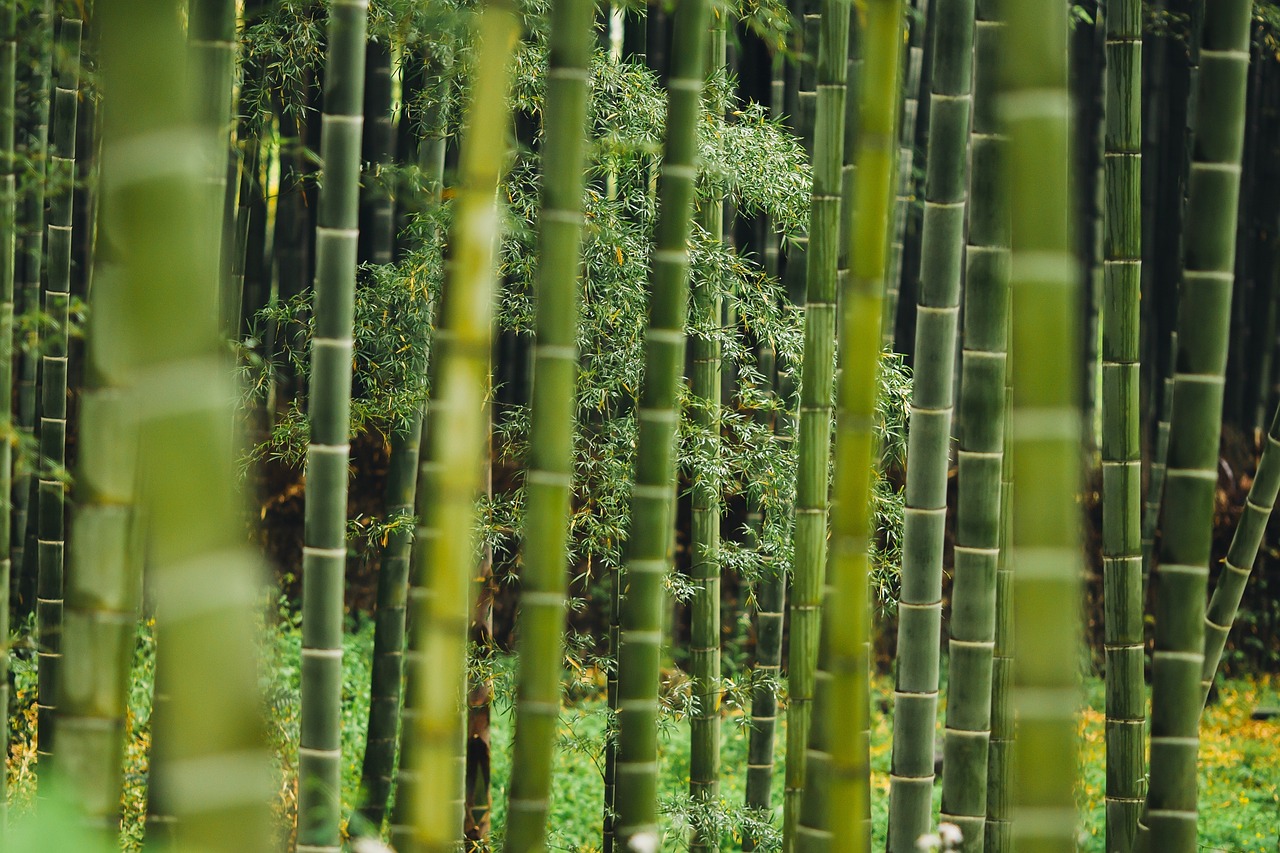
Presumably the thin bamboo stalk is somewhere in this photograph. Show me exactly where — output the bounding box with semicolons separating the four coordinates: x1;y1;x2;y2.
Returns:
612;0;712;844
888;0;972;846
34;15;81;778
1100;0;1144;848
0;0;14;833
1142;4;1251;848
501;0;594;846
1001;0;1082;851
296;1;369;849
395;6;518;849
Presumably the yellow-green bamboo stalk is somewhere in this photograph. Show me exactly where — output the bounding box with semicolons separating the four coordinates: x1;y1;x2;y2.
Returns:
395;6;519;850
502;0;593;845
1100;0;1144;848
1000;0;1081;851
97;0;273;847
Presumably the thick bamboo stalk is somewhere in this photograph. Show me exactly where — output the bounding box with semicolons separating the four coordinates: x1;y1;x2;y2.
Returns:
1200;401;1280;705
689;14;726;852
888;0;971;847
501;0;593;845
1142;4;1251;849
1100;0;1144;849
296;1;368;849
11;0;52;613
940;0;1005;848
798;3;902;851
1001;1;1082;851
786;0;852;848
34;16;81;777
97;0;273;847
612;0;712;844
394;6;518;850
0;0;14;832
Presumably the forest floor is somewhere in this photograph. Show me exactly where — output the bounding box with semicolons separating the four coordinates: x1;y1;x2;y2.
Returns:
3;615;1277;851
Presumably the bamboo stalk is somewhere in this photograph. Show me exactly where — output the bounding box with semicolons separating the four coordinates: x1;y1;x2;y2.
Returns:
0;0;14;833
296;1;369;849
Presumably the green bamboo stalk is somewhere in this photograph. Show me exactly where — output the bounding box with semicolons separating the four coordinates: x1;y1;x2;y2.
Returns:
0;0;15;833
12;0;52;611
358;44;453;834
781;0;854;842
296;1;368;849
97;0;273;847
689;15;726;852
34;15;81;777
501;0;593;845
1142;4;1251;849
1000;0;1081;851
189;0;236;336
940;0;1006;848
888;0;971;847
1200;400;1280;705
1100;0;1144;848
358;37;395;266
612;0;712;844
883;0;928;346
1141;352;1174;582
796;4;901;851
394;7;518;850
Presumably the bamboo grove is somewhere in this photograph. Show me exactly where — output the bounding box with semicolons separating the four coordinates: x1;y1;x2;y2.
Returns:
0;0;1277;852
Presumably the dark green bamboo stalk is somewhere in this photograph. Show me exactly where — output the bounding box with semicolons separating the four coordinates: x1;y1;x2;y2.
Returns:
797;4;901;851
1140;363;1174;580
395;7;518;850
12;0;52;611
358;44;453;834
888;0;971;847
358;36;395;266
786;0;852;848
781;0;856;843
501;0;593;845
1100;0;1144;848
0;0;14;833
189;0;235;335
985;311;1012;853
35;15;81;777
1142;4;1251;849
689;16;726;852
97;0;273;848
883;0;928;346
1001;0;1081;851
612;0;711;844
297;2;368;849
1200;400;1280;704
939;0;1006;848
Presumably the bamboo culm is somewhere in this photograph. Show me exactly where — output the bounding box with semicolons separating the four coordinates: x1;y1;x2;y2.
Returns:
296;1;369;849
502;0;594;845
0;0;15;830
612;0;712;843
1142;5;1252;849
889;0;972;847
1001;0;1083;851
34;16;81;777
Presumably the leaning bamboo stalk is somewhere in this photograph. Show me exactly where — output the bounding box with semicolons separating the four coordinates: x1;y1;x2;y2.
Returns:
501;0;593;845
1200;400;1280;705
97;0;274;846
787;0;852;847
296;1;369;849
395;5;519;849
1100;0;1144;848
1000;0;1082;852
34;16;81;777
1141;4;1251;849
799;3;903;851
611;0;712;844
889;0;972;846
